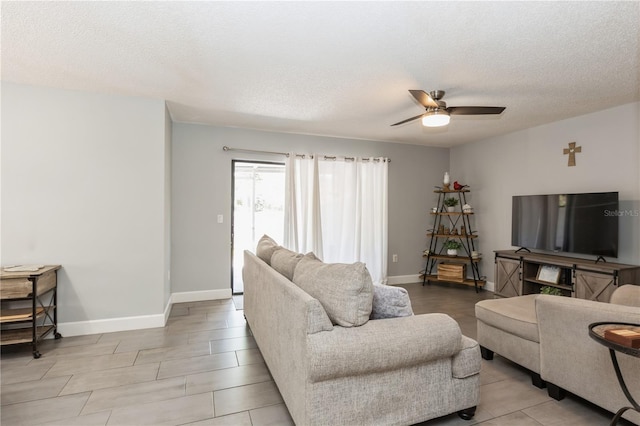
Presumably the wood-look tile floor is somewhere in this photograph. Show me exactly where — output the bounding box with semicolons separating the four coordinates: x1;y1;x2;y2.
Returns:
0;283;632;425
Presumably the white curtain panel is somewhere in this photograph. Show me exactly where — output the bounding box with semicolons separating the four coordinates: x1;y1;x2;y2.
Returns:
316;158;359;263
284;154;388;284
355;158;388;284
284;154;323;256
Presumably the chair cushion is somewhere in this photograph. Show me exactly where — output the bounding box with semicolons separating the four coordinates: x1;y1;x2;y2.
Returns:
610;284;640;307
271;248;304;281
255;234;280;265
292;253;373;327
370;284;413;319
475;294;539;343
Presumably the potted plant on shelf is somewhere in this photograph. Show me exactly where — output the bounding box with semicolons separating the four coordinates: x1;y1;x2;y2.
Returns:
444;240;463;256
540;286;562;296
444;197;459;212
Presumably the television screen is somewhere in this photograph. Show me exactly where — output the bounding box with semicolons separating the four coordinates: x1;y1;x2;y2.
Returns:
511;192;619;258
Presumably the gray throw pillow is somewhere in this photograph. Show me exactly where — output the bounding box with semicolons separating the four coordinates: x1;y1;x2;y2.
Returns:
255;234;280;265
271;248;304;281
370;284;414;319
292;253;373;327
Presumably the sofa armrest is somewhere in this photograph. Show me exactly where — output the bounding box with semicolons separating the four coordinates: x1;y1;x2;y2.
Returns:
453;335;481;379
307;313;463;382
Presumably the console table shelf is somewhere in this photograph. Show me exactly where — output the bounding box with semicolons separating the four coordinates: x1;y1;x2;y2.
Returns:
1;326;56;346
0;307;46;323
524;279;572;291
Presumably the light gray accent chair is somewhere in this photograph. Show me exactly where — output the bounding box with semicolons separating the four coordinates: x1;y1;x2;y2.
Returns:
244;249;481;425
476;285;640;424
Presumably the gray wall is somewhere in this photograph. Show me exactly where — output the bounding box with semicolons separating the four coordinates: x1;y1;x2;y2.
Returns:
1;83;169;326
171;123;449;293
5;81;635;330
451;102;640;286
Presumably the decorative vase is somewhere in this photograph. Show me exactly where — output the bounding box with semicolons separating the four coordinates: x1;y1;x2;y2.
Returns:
443;172;450;185
447;206;455;213
447;248;458;256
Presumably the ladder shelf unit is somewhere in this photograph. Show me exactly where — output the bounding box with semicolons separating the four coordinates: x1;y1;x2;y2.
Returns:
421;189;484;292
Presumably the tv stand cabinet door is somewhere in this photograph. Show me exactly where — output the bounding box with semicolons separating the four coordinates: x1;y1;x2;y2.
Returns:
574;270;616;302
495;257;522;297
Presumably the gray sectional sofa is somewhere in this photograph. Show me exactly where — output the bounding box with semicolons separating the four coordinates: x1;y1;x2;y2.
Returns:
476;286;640;424
243;237;481;426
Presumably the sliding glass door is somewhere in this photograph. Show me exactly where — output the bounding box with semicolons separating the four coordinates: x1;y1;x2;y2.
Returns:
231;161;285;294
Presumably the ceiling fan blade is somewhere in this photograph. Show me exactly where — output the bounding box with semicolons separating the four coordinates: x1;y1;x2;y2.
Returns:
390;113;425;126
409;90;439;108
447;106;506;115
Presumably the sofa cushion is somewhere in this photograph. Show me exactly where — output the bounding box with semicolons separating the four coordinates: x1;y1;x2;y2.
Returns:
256;234;280;265
292;253;373;327
271;248;304;281
370;284;413;319
475;294;539;343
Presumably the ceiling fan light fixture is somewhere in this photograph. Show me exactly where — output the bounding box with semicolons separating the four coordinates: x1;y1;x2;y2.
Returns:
422;109;450;127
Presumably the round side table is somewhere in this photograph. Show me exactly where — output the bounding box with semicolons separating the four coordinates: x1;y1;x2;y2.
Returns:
589;322;640;426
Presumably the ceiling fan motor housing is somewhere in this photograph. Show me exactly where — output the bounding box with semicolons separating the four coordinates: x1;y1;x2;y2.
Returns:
429;90;446;101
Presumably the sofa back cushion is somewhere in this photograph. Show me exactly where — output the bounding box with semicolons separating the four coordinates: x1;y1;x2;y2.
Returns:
256;234;281;265
292;253;373;327
271;248;304;281
370;284;414;319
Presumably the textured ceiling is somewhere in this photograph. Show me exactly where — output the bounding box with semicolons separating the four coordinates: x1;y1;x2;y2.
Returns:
2;1;639;147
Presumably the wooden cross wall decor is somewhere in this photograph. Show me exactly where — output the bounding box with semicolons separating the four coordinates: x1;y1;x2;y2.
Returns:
563;142;582;167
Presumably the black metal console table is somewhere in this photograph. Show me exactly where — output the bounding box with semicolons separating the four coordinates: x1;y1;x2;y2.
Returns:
589;322;640;426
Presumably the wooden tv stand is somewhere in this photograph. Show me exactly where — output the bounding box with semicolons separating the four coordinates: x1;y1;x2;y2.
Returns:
494;250;640;302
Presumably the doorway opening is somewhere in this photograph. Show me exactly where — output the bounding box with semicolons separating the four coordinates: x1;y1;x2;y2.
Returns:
231;160;285;294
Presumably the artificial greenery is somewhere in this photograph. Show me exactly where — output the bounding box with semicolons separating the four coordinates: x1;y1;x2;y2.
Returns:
443;197;459;207
444;240;463;250
540;286;562;296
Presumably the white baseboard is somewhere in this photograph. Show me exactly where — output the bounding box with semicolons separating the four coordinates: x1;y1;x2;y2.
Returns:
58;288;233;337
387;274;495;293
58;278;493;337
171;288;232;303
387;274;422;285
164;295;173;325
58;314;166;337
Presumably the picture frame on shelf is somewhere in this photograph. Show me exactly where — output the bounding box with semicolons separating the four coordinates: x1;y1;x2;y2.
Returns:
537;265;561;284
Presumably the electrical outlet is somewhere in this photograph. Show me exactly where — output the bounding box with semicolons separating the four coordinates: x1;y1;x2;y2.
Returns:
392;254;398;263
217;214;223;224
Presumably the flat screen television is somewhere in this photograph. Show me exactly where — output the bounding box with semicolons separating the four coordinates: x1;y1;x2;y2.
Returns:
511;192;619;258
